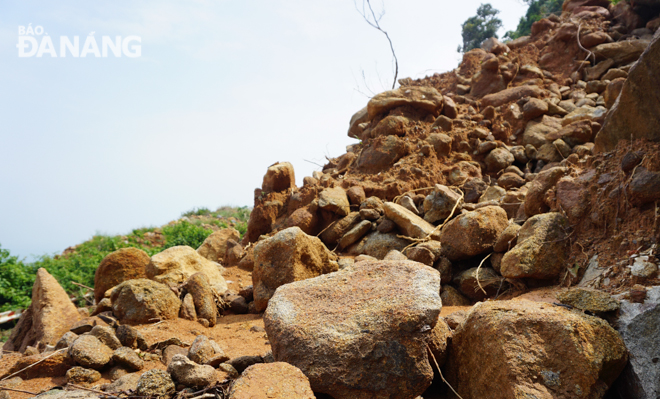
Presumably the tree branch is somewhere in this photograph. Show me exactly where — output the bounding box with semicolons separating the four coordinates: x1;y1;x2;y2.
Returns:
355;0;399;89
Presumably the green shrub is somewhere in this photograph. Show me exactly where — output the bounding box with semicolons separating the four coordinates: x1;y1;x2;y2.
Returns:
505;0;563;40
161;221;213;250
182;207;212;217
0;245;36;312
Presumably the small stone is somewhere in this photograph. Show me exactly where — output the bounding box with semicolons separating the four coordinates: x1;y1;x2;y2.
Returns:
66;366;101;385
68;335;113;370
136;369;175;399
167;354;217;388
188;335;215;365
555;288;620;313
115;325;138;349
113;347;144;371
90;325;122;350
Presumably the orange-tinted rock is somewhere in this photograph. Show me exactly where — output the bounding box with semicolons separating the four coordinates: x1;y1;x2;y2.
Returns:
367;86;444;119
439;206;509;261
196;228;240;264
262;162;296;193
94;248;150;304
228;362;316;399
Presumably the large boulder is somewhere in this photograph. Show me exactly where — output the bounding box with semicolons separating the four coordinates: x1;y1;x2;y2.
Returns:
367;86;444;119
591;39;651;67
501;213;570;280
228;362;316;399
423;184;463;223
264;260;442;399
111;279;181;324
69;335;114;370
196;228;241;264
614;286;660;399
93;248;150;304
383;202;439;239
147;245;228;295
3;268;81;353
252;227;338;312
262;162;296;193
596;32;660;152
447;300;628;399
318;186;350;216
438;206;509;261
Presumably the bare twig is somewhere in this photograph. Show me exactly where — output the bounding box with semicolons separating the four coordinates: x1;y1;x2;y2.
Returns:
0;387;38;395
71;281;94;291
1;348;67;381
475;253;493;296
355;0;399;89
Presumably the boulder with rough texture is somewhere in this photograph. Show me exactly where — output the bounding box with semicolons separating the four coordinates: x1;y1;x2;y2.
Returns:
346;231;409;259
523;115;563;148
356;135;408;173
228;362;316;399
501;212;570;280
447;300;627;399
524;167;569;216
111;279;180;324
196;228;241;264
94;248;150;303
556;287;620;313
485;148;515;172
439;206;509;261
629;167;660;205
596;32;660;151
367;86;444;119
184;272;217;327
457;267;504;301
614;286;660;399
90;325;121;350
147;245;227;295
136;369;175;399
66;367;101;385
188;335;217;365
113;347;144;371
318;186;350;216
3;268;81;353
423;185;463;223
383;202;439;239
69;335;114;370
253;227;338;312
262;162;296;193
592;39;651;66
167;354;217;388
264;260;442;399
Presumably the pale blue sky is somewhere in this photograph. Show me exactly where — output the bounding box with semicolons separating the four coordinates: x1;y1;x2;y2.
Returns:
0;0;527;260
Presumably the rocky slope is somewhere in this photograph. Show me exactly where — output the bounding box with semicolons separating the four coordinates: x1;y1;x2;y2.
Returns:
2;0;660;398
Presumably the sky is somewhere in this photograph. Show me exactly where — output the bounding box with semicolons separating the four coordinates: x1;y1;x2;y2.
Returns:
0;0;528;260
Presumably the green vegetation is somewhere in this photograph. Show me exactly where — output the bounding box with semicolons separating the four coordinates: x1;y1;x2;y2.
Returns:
505;0;563;40
0;206;251;313
458;3;503;53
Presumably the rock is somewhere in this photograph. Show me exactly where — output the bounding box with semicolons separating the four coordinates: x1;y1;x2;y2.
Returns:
463;177;489;203
498;173;525;190
584;58;614;81
501;212;570;280
485;148;515;172
136;369;175;399
93;248;150;304
479;186;506;203
481;37;510;54
244;200;282;243
603;77;626;109
188;335;216;365
405;246;435;266
457;267;504;301
523;115;563;148
367;86;444;119
227;355;264;373
621;151;644;173
523;98;548;120
427;318;451;368
54;331;78;350
493;223;521;252
556;287;620;313
228;362;316;399
348;106;368;139
371;115;408;137
115;325;138;349
427;133;452;157
167;354;217;388
443;95;458;119
356;135;408;173
184;273;217;327
65;366;102;385
346;186;366;205
7;350;74;378
229;295;249;314
69;317;109;335
441;286;472;306
264;260;441;399
630;256;658;279
180;293;197;321
524;167;569;216
347;231;410;259
253;227;338;312
383;202;439;239
629;167;660;205
321;212;361;245
101;373;140;393
592;39;651;66
397;195;419;215
439;206;509;261
433;115;453;132
147;246;228;295
111;279;180;325
481;85;543;108
614;286;660;399
551;120;594;147
447;300;627;399
582;31;612;48
596;33;660;152
69;335;113;369
338;220;372;249
262;162;296;193
3;269;81;354
433;256;452;284
423;184;463;223
90;325;121;350
562;105;608;126
196;228;241;264
318;187;350;216
162;345;188;366
556;176;590;221
113;347;144;371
